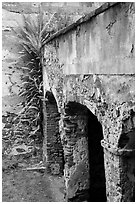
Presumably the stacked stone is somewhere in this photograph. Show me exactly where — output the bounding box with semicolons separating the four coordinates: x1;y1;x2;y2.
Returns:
2;113;16;155
45;101;64;175
2;112;33;156
62;104;90;201
101;104;135;201
63;115;77;166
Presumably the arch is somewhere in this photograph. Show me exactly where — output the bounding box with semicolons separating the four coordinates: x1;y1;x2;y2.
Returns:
63;101;106;201
43;91;64;175
87;108;106;201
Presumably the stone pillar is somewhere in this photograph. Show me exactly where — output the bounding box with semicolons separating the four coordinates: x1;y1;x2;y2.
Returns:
101;140;135;202
61;104;89;201
101;107;135;202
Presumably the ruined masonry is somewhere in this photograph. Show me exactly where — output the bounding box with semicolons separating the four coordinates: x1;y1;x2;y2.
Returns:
43;2;135;202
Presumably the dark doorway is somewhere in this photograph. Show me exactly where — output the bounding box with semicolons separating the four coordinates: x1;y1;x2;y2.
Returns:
87;110;106;202
64;102;106;201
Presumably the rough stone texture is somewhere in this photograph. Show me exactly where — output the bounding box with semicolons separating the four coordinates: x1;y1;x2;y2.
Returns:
45;2;118;43
54;2;135;74
43;45;64;112
62;110;89;200
60;103;106;201
2;2;104;34
3;1;99;158
2;112;32;156
2;9;24;112
62;75;134;202
2;7;33;155
43;2;135;202
43;93;64;175
2;2;94;163
2;8;33;154
2;2;104;16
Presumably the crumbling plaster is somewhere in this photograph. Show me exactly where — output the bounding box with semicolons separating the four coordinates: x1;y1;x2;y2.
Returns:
56;2;135;75
2;9;24;115
3;1;95;115
3;2;101;179
43;2;135;202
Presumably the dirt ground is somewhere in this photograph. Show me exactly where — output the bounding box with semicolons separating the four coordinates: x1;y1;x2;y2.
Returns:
2;156;66;202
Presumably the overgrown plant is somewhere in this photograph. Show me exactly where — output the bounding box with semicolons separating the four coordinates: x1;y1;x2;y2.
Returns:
13;10;55;143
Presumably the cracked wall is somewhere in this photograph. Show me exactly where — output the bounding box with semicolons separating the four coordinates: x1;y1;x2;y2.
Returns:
2;9;24;114
2;2;96;159
56;2;135;75
2;1;96;127
43;2;135;202
2;8;27;155
62;75;135;201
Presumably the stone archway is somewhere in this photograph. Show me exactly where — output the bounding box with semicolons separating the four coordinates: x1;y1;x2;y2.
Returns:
87;109;106;201
43;91;64;175
62;101;106;201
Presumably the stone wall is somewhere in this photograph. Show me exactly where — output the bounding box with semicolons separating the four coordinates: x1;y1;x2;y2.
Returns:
61;102;106;201
43;2;135;202
54;2;135;74
2;8;23;112
2;2;92;160
43;92;64;175
2;1;99;158
2;8;26;155
62;75;135;201
62;103;90;201
2;7;44;158
43;68;135;202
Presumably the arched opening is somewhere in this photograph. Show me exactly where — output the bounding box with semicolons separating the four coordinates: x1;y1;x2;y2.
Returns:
87;109;106;201
64;102;106;201
43;91;64;175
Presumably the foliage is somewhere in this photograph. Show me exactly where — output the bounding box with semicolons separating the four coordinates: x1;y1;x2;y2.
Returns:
13;10;55;142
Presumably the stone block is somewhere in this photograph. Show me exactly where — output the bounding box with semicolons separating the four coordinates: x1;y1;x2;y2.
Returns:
67;161;89;199
49;163;61;175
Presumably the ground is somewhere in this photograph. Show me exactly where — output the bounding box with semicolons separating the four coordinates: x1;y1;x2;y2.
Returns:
2;155;65;202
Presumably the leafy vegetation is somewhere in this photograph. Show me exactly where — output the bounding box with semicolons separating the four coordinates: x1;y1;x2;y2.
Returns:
13;9;55;143
12;5;72;147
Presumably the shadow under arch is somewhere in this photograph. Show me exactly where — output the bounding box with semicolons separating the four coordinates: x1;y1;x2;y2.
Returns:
87;108;106;201
65;101;106;201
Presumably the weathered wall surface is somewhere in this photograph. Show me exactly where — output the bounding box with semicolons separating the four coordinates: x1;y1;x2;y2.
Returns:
60;102;106;201
2;9;24;113
56;2;135;74
44;2;135;202
2;8;45;156
2;2;103;33
2;2;101;157
2;2;103;16
2;9;26;154
63;74;135;201
62;104;90;201
44;57;135;201
43;94;64;175
2;2;98;160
